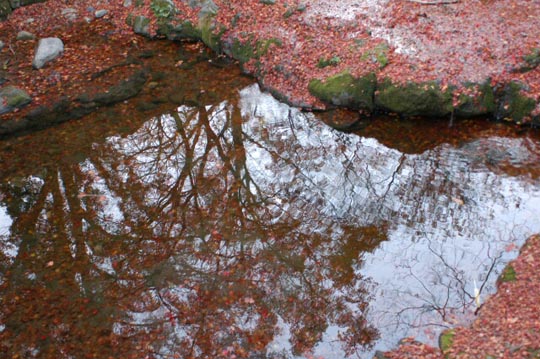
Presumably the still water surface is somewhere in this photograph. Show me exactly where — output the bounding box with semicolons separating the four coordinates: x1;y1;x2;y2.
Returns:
1;42;540;358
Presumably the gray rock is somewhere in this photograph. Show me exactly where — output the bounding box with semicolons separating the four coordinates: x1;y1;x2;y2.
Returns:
0;86;32;114
123;0;132;6
0;40;4;51
32;37;64;69
95;9;108;18
16;31;35;41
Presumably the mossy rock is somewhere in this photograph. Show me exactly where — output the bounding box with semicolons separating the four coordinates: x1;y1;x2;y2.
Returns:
375;80;453;117
194;0;221;51
224;37;282;65
498;264;517;283
308;71;376;110
0;0;12;20
439;329;455;354
454;81;496;117
495;82;536;124
227;38;256;64
0;86;32;114
132;15;151;36
159;20;202;41
199;16;222;53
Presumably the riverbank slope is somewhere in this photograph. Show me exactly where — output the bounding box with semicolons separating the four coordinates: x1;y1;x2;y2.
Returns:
1;0;540;134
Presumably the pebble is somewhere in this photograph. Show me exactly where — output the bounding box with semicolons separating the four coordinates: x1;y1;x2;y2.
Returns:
95;9;108;18
16;31;35;41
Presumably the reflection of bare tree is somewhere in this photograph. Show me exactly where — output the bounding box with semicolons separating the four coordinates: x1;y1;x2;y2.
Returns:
0;93;384;358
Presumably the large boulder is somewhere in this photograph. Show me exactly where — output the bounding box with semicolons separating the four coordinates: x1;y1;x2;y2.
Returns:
32;37;64;69
0;86;31;114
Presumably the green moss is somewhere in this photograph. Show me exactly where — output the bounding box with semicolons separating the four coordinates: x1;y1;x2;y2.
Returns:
195;0;221;51
259;0;276;4
257;38;282;56
199;17;220;52
499;264;517;283
454;82;495;117
375;80;453;117
317;56;341;68
0;86;31;114
230;38;256;63
497;82;536;124
150;0;175;20
361;43;389;69
439;329;455;353
178;21;202;39
229;37;282;64
517;48;540;73
308;71;376;110
125;13;134;26
132;15;151;36
0;1;12;20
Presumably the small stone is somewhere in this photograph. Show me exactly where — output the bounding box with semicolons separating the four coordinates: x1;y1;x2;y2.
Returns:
16;31;35;41
95;9;108;18
33;37;64;69
123;0;132;6
147;81;159;89
0;40;4;51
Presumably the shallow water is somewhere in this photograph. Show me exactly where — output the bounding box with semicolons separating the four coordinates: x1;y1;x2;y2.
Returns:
1;41;540;358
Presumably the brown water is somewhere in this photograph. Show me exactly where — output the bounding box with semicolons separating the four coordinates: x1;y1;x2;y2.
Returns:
1;41;540;359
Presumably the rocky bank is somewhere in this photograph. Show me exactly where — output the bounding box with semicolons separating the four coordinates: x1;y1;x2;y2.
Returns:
1;0;540;139
127;0;540;124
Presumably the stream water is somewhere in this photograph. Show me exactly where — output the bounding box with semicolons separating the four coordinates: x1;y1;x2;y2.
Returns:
1;41;540;359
